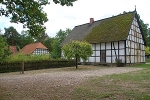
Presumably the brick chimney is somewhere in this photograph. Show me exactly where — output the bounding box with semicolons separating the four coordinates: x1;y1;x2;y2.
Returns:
90;18;94;24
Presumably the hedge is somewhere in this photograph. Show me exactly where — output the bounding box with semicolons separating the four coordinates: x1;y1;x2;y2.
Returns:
0;60;76;73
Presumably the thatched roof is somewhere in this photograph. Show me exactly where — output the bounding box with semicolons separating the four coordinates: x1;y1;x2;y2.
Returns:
61;10;145;46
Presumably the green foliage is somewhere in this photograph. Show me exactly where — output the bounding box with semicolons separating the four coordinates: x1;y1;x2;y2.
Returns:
3;26;20;46
62;41;93;61
72;65;150;100
0;35;11;61
50;28;71;59
0;0;76;36
50;39;61;59
4;53;51;63
146;58;150;63
145;46;150;55
42;37;54;52
18;30;34;49
55;28;71;43
115;58;124;67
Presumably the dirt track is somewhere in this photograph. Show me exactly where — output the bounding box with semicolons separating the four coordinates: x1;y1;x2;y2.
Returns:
0;66;143;100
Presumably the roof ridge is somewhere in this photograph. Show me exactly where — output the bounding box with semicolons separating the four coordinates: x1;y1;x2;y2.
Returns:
75;11;135;28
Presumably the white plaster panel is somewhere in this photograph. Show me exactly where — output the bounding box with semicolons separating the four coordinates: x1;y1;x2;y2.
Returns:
135;56;137;62
112;56;116;63
96;57;100;62
138;28;141;33
119;56;125;63
141;57;143;62
142;45;144;50
114;42;118;49
126;56;130;63
131;49;134;55
92;44;95;50
92;51;95;56
101;43;105;50
129;29;132;35
119;49;125;55
106;42;111;49
127;35;130;40
96;51;100;56
88;57;95;62
106;50;111;56
141;39;144;44
131;24;134;29
132;36;135;41
135;43;137;49
127;41;131;47
96;44;100;50
112;50;118;56
126;48;130;55
119;41;124;48
106;57;111;63
131;41;134;47
80;59;84;62
131;56;134;63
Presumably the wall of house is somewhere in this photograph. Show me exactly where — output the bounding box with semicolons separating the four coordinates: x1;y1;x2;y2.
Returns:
32;48;49;55
81;41;126;64
81;17;145;64
126;17;145;63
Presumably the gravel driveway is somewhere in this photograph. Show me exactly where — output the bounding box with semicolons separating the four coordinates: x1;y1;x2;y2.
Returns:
0;66;143;86
0;66;143;100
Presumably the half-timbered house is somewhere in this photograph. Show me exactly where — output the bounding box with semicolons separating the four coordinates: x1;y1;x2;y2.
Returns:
61;10;146;65
21;42;49;55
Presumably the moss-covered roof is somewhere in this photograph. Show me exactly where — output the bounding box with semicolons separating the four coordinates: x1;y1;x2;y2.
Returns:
84;12;134;43
61;11;135;46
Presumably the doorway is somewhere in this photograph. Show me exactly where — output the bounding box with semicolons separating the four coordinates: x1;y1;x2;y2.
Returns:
101;50;106;63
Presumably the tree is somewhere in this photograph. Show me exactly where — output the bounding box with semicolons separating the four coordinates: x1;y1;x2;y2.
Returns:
0;35;11;62
43;37;54;52
138;14;150;46
18;30;34;49
50;39;61;59
50;28;71;59
55;28;71;43
4;26;20;46
145;47;150;55
35;32;49;42
0;0;76;37
62;41;93;69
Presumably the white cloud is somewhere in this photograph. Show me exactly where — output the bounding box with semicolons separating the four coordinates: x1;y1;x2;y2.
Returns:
0;0;150;37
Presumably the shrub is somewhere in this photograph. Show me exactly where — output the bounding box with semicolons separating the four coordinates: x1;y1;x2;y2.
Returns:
115;59;124;67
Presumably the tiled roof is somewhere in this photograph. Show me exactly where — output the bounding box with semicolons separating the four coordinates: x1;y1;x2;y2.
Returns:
61;11;141;45
10;46;17;54
21;42;48;54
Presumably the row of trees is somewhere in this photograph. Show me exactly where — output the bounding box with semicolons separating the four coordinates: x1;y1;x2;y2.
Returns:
0;26;71;59
0;27;93;69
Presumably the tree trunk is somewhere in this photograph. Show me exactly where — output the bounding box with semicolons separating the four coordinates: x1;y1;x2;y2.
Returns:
75;54;78;69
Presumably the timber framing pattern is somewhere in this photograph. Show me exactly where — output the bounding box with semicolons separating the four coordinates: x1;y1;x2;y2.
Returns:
61;9;146;65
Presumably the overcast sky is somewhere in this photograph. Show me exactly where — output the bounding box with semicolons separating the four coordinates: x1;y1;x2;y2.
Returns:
0;0;150;37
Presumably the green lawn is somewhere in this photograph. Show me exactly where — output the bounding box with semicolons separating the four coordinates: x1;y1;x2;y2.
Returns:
146;58;150;63
72;64;150;100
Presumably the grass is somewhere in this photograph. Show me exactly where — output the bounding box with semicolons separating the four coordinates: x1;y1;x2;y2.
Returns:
146;58;150;63
72;63;150;100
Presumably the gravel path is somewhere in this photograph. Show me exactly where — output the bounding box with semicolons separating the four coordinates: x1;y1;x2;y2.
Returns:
0;66;144;100
0;66;143;86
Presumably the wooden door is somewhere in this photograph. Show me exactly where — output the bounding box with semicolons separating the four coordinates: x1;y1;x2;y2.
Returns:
101;50;106;63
